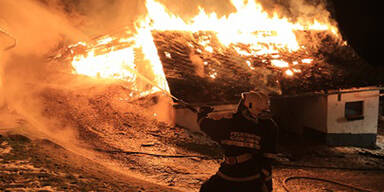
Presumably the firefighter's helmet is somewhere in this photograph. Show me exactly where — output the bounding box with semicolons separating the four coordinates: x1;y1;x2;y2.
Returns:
241;91;270;116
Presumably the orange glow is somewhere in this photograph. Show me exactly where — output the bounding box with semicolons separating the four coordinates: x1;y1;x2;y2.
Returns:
70;0;342;95
292;68;302;73
145;0;340;54
71;30;170;96
302;58;313;64
285;69;294;76
72;41;136;81
271;60;289;68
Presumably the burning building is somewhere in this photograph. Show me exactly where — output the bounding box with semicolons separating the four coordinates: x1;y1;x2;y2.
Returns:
154;29;383;147
1;1;383;191
57;0;383;147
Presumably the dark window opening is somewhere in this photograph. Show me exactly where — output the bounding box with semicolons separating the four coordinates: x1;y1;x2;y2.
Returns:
345;101;364;121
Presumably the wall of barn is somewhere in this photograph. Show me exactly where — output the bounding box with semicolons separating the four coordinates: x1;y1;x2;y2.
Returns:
327;90;379;134
325;89;379;147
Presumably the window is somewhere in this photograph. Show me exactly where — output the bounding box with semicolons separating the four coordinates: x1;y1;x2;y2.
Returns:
345;101;364;121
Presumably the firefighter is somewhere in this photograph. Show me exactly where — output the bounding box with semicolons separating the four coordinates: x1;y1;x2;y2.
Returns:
197;91;278;192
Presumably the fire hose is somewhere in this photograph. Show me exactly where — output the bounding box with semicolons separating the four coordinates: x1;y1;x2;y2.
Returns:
88;42;381;192
282;176;376;192
276;163;383;192
96;148;382;192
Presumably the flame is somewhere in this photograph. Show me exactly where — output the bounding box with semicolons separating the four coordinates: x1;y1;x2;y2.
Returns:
145;0;340;52
71;30;170;96
271;60;289;68
302;58;313;64
70;0;342;96
72;41;136;81
285;69;294;76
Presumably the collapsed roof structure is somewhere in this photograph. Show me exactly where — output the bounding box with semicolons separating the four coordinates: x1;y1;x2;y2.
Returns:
56;0;383;106
153;30;384;104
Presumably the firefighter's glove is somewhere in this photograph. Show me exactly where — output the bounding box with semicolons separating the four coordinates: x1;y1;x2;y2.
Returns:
197;106;214;121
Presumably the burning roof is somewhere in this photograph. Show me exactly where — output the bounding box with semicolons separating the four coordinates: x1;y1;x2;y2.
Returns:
153;30;384;103
55;0;384;104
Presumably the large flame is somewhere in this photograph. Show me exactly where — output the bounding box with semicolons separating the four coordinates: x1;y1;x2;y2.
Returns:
146;0;340;54
71;28;170;96
70;0;341;94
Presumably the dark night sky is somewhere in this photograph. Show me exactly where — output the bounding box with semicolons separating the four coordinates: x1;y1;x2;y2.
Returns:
331;0;379;66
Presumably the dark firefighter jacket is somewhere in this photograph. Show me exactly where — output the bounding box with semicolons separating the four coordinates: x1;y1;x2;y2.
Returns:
199;111;278;178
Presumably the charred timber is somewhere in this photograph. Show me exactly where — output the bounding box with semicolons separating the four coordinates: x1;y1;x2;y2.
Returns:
152;31;384;104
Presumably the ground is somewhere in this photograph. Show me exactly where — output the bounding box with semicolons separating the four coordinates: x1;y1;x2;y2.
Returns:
1;82;384;192
273;132;384;192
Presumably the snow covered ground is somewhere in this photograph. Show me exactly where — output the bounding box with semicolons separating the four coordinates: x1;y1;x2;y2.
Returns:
1;84;384;191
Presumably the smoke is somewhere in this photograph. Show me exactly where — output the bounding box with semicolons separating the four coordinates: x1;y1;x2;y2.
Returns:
0;58;3;108
0;0;85;145
0;0;338;121
287;0;335;25
152;0;332;22
0;0;342;185
52;0;147;36
0;0;178;146
148;0;335;25
155;0;235;18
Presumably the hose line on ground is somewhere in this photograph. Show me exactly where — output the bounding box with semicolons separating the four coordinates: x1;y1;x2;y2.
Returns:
98;150;383;192
276;163;384;172
94;149;216;160
282;176;376;192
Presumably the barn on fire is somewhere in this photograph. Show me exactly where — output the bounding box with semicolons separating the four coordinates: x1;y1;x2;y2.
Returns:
152;31;384;147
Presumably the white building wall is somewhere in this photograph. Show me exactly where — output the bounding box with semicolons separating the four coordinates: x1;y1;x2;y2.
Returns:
327;90;379;134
